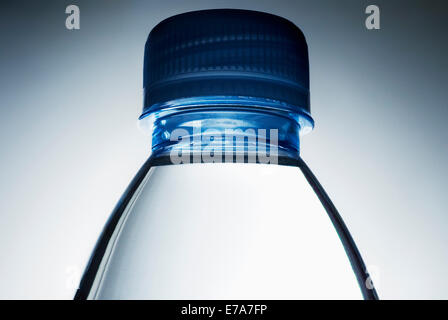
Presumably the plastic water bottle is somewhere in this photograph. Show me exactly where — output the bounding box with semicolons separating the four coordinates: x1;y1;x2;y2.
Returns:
75;9;378;300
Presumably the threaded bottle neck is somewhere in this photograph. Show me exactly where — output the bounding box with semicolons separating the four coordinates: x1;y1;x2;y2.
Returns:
139;97;313;165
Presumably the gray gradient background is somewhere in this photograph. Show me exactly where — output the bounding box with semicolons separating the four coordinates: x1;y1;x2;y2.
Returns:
0;0;447;299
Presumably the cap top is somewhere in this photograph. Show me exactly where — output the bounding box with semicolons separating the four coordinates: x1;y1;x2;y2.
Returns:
143;9;310;118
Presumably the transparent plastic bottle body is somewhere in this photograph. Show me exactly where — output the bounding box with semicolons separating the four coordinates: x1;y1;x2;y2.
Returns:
81;163;363;299
75;9;379;300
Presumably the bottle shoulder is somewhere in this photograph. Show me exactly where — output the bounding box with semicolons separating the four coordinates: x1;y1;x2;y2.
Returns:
90;163;362;299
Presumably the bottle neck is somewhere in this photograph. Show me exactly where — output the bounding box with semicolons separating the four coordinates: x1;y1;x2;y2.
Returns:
139;97;313;165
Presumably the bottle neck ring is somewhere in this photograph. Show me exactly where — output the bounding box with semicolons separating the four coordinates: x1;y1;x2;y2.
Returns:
139;96;313;165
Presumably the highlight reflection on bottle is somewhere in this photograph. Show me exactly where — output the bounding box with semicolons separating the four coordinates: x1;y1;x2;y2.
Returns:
75;9;378;300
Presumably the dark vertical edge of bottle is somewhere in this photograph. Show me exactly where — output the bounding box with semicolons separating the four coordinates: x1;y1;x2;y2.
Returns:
74;156;155;300
297;157;379;300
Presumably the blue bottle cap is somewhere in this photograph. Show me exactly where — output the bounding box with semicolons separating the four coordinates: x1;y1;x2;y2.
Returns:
142;9;311;120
